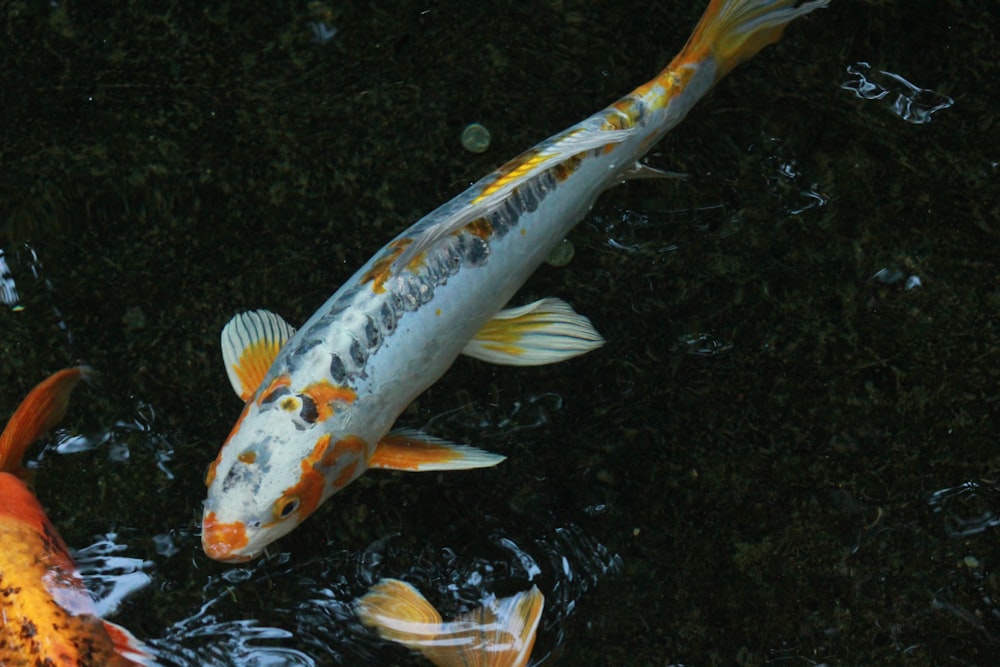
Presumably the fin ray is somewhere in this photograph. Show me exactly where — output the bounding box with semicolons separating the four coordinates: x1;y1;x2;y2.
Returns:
462;297;604;366
221;310;296;401
370;429;505;472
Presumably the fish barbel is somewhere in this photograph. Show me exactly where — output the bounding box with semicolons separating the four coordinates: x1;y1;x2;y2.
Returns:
203;0;828;562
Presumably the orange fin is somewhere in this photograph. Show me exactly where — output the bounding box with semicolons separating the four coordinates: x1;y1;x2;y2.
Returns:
369;429;505;472
102;619;158;666
221;310;296;401
0;366;90;476
355;578;544;667
673;0;828;80
462;297;604;366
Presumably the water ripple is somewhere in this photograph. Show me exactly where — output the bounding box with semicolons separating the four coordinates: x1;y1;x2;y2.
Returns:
74;532;153;618
841;62;953;124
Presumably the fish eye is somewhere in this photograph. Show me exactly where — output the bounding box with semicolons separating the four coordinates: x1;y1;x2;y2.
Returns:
273;495;300;520
298;393;318;424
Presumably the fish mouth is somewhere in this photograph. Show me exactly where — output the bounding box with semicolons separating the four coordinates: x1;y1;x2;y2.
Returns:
201;511;257;563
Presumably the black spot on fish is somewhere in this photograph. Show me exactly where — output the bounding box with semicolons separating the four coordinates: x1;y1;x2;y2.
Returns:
299;393;318;424
537;168;557;195
444;243;463;273
329;354;347;382
292;338;322;358
379;301;397;335
349;338;367;367
514;184;538;213
364;314;382;349
19;619;37;639
463;235;490;267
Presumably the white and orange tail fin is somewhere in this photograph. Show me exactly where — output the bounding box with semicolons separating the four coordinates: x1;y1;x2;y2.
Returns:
673;0;829;80
355;578;544;667
0;366;90;477
102;619;159;666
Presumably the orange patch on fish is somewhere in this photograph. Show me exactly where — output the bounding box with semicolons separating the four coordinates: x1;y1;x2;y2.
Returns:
232;343;285;403
202;511;249;561
272;435;332;523
238;451;257;464
325;435;366;488
301;380;357;422
323;435;366;468
552;154;583;182
362;239;412;294
475;143;557;202
255;374;293;406
372;433;466;471
464;217;494;239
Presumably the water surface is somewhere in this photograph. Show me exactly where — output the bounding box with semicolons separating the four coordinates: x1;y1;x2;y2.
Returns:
2;1;999;665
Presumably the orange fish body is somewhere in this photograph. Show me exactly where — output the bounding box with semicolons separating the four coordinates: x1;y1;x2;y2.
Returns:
0;367;152;667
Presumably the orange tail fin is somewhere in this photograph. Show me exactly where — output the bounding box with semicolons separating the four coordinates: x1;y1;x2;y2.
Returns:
0;366;90;476
355;578;544;667
673;0;828;80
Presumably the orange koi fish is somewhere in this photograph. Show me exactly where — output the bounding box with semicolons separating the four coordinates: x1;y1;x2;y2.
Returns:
355;578;544;667
0;367;154;667
203;0;828;561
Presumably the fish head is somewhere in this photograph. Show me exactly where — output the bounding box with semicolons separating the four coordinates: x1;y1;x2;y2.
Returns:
201;375;367;562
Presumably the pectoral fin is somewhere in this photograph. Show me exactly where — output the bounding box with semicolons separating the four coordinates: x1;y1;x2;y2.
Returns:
221;310;296;401
623;161;689;181
369;429;505;471
462;297;604;366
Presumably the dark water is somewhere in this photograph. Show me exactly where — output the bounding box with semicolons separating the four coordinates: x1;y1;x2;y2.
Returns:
3;1;999;665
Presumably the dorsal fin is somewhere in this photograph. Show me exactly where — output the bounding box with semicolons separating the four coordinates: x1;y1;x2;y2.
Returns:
221;310;296;401
393;120;637;271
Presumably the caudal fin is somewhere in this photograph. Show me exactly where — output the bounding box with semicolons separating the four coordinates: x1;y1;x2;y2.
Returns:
102;619;160;666
0;366;90;476
674;0;829;79
355;578;544;667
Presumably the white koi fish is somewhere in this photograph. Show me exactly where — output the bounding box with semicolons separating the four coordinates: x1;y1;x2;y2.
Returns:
202;0;828;562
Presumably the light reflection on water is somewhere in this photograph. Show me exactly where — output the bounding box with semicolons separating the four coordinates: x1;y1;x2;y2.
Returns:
928;480;1000;538
74;533;153;618
841;62;954;124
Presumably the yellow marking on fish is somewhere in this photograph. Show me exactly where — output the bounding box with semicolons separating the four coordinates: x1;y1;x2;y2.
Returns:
474;145;552;202
238;451;256;465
